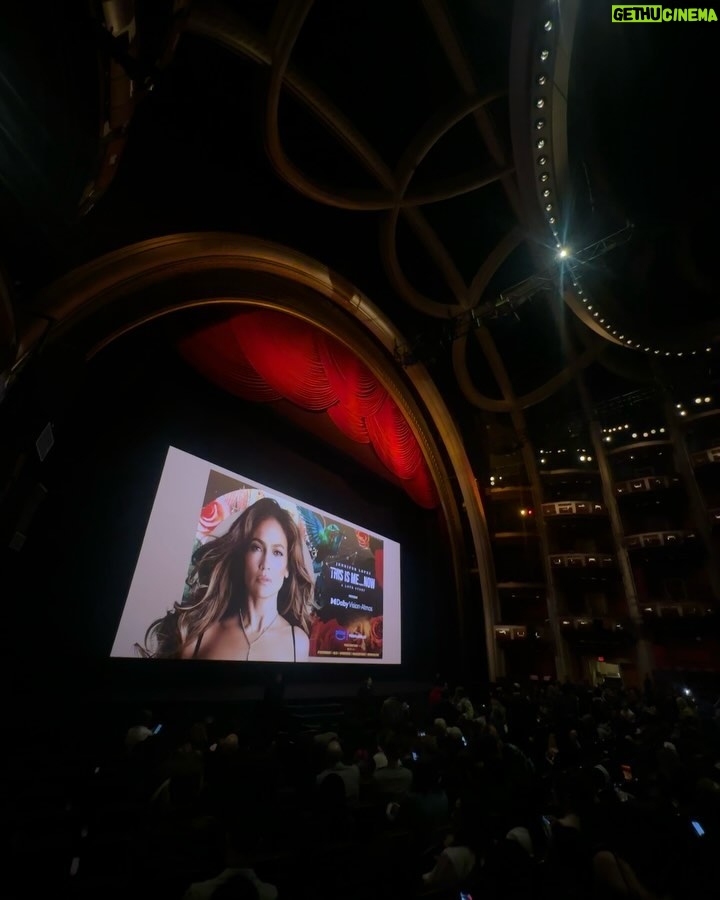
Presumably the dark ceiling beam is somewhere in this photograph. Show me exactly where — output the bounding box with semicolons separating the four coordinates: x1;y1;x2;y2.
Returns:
381;91;515;317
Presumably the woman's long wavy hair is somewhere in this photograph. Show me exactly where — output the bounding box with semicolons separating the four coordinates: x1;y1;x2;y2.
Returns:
139;497;315;658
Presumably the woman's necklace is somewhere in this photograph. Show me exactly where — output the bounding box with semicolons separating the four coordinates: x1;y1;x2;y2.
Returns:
239;611;279;660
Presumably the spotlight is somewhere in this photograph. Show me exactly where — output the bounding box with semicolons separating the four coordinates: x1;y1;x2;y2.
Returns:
557;246;571;259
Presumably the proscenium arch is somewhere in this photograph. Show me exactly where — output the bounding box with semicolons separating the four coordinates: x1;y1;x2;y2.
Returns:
17;233;501;677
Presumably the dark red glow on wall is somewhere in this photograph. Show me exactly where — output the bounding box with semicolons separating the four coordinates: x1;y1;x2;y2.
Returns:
179;310;439;509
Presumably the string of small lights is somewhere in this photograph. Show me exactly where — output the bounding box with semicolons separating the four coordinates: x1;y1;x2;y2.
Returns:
530;6;714;358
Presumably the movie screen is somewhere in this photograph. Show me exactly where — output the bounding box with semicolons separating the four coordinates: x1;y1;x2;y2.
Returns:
111;447;401;664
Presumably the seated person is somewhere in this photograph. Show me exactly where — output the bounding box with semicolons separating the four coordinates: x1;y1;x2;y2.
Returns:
316;739;360;803
312;772;356;841
182;827;278;900
125;709;154;753
371;737;413;802
421;801;480;890
453;686;475;721
388;759;449;848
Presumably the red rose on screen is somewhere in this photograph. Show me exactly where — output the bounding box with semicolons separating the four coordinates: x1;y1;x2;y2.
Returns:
310;618;340;654
356;530;370;549
369;616;383;651
199;499;225;536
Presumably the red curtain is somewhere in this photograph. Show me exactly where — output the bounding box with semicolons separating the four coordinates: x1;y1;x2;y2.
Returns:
179;309;439;509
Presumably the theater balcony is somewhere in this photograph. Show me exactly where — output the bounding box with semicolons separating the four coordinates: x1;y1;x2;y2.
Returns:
607;439;674;481
559;614;631;638
542;499;606;517
690;446;720;535
690;446;720;468
556;572;628;617
624;531;706;597
641;605;720;651
625;530;699;551
539;464;602;500
680;396;718;436
494;624;528;642
641;602;716;623
493;541;545;587
494;623;556;681
614;474;682;497
558;616;636;661
549;552;615;572
617;484;689;535
628;537;714;619
488;498;539;541
544;507;612;550
685;410;720;505
498;585;547;626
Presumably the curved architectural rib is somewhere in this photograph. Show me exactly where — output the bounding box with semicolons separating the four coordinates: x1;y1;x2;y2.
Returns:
472;324;569;680
382;90;513;315
420;0;524;221
189;1;512;319
192;1;585;410
448;228;603;412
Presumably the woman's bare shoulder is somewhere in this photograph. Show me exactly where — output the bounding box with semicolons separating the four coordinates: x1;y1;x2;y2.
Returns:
182;620;223;659
293;624;310;660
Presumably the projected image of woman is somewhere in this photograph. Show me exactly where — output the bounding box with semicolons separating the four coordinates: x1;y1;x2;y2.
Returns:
140;498;314;661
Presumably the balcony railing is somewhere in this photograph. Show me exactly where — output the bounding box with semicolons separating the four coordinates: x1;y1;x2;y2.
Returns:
625;530;697;549
607;440;672;456
640;603;715;618
615;475;680;495
550;553;615;568
494;625;528;641
690;446;720;466
542;501;605;516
